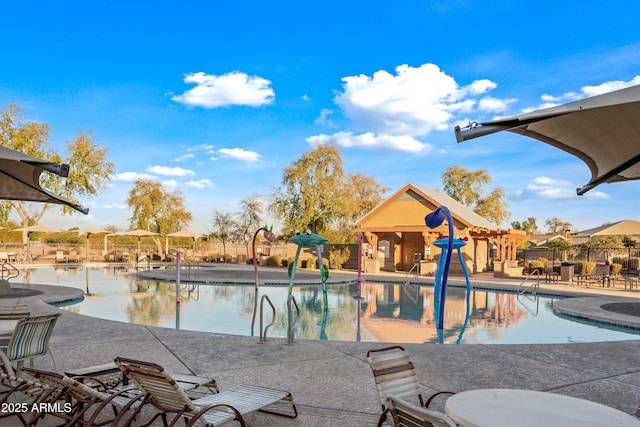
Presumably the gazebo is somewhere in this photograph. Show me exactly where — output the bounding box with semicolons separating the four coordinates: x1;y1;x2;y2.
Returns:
354;183;528;276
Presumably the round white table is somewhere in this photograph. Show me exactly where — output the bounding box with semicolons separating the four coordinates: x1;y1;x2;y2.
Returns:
445;388;640;427
0;319;19;335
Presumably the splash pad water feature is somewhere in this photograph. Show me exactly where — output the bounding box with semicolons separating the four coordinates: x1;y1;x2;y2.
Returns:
425;205;472;343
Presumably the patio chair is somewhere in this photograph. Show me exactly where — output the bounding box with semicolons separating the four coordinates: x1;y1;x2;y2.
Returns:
367;346;454;427
21;366;147;427
580;264;611;287
0;313;60;377
68;250;80;263
381;394;457;427
114;356;298;427
0;369;65;426
55;250;67;263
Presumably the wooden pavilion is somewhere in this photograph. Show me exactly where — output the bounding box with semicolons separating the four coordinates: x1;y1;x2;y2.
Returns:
354;183;528;276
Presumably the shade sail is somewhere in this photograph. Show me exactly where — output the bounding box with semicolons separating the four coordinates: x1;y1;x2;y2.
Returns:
0;146;88;213
455;85;640;195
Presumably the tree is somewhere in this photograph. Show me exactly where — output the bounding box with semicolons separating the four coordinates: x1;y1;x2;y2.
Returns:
270;143;345;235
0;103;114;242
511;217;539;234
234;195;263;257
441;165;509;225
269;143;388;241
126;178;192;257
544;217;573;234
211;210;236;261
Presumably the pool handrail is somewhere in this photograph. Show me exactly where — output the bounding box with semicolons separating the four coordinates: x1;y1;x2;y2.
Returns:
518;270;541;295
259;294;276;344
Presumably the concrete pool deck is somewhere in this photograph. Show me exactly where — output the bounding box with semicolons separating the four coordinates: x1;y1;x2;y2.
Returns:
5;266;640;426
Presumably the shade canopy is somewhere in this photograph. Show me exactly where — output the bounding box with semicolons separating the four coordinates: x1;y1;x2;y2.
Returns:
455;85;640;195
77;227;110;235
115;229;159;238
166;230;202;239
0;146;88;213
13;224;61;234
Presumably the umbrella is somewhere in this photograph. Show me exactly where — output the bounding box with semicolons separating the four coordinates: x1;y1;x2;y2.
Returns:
455;84;640;195
114;229;159;255
78;227;110;261
0;145;88;213
13;224;62;259
165;230;202;254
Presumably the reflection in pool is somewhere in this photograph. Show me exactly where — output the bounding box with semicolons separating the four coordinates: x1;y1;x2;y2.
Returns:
22;266;640;344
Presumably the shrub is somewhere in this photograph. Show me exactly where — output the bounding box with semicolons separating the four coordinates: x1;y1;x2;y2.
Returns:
267;254;282;267
222;253;232;263
611;263;623;275
537;258;549;269
306;257;317;269
528;260;545;274
329;245;351;270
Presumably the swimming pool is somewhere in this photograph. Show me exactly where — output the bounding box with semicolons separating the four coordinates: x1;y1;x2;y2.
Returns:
22;266;640;344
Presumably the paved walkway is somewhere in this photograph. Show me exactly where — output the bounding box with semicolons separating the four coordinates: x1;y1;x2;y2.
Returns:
5;266;640;426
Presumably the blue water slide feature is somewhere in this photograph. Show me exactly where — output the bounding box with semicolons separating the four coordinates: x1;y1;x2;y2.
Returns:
425;206;472;343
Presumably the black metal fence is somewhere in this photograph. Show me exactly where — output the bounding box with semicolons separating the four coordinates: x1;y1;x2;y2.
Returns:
516;247;640;272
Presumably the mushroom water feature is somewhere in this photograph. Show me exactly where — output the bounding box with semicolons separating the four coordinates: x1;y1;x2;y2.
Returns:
425;206;472;343
287;230;330;342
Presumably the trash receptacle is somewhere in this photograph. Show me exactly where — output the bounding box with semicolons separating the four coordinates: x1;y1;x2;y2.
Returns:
560;262;575;282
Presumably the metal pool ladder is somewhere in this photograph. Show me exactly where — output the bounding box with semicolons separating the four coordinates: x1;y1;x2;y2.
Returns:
258;294;276;343
287;294;300;345
518;269;541;295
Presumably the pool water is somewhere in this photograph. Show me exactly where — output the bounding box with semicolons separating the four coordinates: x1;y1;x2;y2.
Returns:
22;266;640;344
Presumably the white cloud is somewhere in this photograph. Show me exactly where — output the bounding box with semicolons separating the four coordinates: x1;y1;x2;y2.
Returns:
184;179;214;189
218;148;260;162
172;71;274;108
307;132;431;154
162;179;179;189
331;63;509;144
103;203;128;209
516;176;609;200
465;79;497;95
478;96;517;113
524;76;640;112
302;94;311;101
146;165;195;177
173;153;195;162
114;172;156;182
581;75;640;96
315;108;335;126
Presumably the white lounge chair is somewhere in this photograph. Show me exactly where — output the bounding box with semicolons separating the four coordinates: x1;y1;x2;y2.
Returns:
114;357;297;426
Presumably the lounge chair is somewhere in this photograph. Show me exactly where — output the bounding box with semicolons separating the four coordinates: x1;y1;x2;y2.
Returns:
0;313;60;377
0;369;65;426
21;366;147;427
367;346;454;427
68;250;80;263
114;356;298;427
577;264;611;287
55;250;67;263
381;394;457;427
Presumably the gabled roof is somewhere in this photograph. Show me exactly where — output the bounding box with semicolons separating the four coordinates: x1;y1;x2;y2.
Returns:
355;183;498;231
577;219;640;237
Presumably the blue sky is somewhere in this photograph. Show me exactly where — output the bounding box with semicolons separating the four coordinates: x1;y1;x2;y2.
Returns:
2;0;640;234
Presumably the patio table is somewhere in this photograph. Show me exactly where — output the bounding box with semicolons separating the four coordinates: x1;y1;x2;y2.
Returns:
0;319;19;335
445;388;640;427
